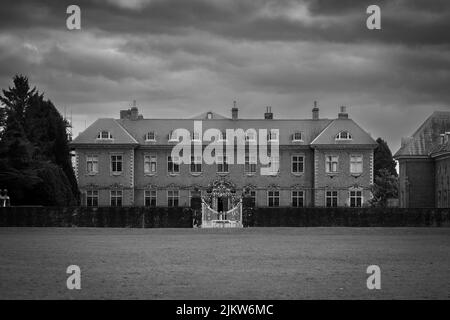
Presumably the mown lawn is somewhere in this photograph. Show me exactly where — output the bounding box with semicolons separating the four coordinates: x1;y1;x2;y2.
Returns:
0;227;449;299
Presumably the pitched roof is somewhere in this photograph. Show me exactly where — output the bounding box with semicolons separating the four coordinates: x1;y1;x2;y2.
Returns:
71;108;376;148
117;118;332;145
70;118;138;146
310;118;377;147
394;111;450;158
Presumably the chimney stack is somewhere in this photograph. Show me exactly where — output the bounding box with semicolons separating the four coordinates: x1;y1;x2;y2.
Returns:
264;106;273;120
338;106;348;119
231;101;238;120
312;101;319;120
120;100;141;120
120;109;130;119
130;107;138;120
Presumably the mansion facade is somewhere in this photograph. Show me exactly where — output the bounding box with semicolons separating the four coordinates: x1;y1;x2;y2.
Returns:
70;103;377;208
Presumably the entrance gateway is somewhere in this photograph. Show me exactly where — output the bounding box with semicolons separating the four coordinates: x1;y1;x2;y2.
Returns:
201;179;242;228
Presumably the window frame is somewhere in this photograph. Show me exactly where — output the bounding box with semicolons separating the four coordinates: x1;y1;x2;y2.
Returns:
110;154;123;174
291;190;305;207
292;131;303;142
145;131;156;142
190;155;202;174
267;190;280;207
86;189;98;207
168;130;179;142
244;153;257;175
349;189;363;207
350;154;363;174
245;131;256;142
325;155;339;173
217;155;229;174
110;189;123;207
336;131;352;140
268;155;280;176
325;190;338;207
218;130;227;142
144;189;157;207
144;154;157;175
167;155;180;175
291;154;305;175
97;130;113;140
86;155;99;174
268;131;279;142
167;190;179;207
192;131;201;142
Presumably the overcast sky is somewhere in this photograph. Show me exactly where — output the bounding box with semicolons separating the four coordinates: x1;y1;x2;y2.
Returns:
1;0;449;153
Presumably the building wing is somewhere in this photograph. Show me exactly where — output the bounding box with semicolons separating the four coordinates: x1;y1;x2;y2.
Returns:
310;118;377;148
70;118;138;146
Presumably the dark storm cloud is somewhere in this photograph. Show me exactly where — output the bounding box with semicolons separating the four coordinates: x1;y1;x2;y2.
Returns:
0;0;449;45
0;0;450;154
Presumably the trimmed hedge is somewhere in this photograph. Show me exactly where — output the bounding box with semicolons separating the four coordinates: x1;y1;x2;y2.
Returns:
1;206;449;228
0;206;193;228
243;207;450;227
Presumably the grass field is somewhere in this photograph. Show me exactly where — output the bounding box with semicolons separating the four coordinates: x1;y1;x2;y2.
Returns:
0;227;449;299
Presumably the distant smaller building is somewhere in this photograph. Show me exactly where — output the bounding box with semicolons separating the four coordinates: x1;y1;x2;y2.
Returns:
394;111;450;208
430;133;450;208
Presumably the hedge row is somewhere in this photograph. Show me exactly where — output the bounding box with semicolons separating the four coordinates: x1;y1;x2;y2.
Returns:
1;206;449;228
243;207;450;227
0;207;193;228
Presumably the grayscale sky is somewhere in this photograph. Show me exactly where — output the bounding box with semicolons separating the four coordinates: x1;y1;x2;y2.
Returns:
1;0;449;154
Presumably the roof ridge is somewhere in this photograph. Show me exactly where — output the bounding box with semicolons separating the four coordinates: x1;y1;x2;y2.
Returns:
396;113;437;156
113;119;139;144
409;113;435;138
310;119;335;144
409;111;450;139
117;118;332;121
431;110;450;115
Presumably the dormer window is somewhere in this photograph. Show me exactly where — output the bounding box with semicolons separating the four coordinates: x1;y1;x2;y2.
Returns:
168;130;179;142
97;131;112;139
292;131;303;142
145;131;156;141
268;131;278;141
336;131;352;140
207;112;213;119
246;131;256;142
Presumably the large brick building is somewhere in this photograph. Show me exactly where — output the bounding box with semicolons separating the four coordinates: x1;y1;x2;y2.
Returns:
394;111;450;208
70;103;377;208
